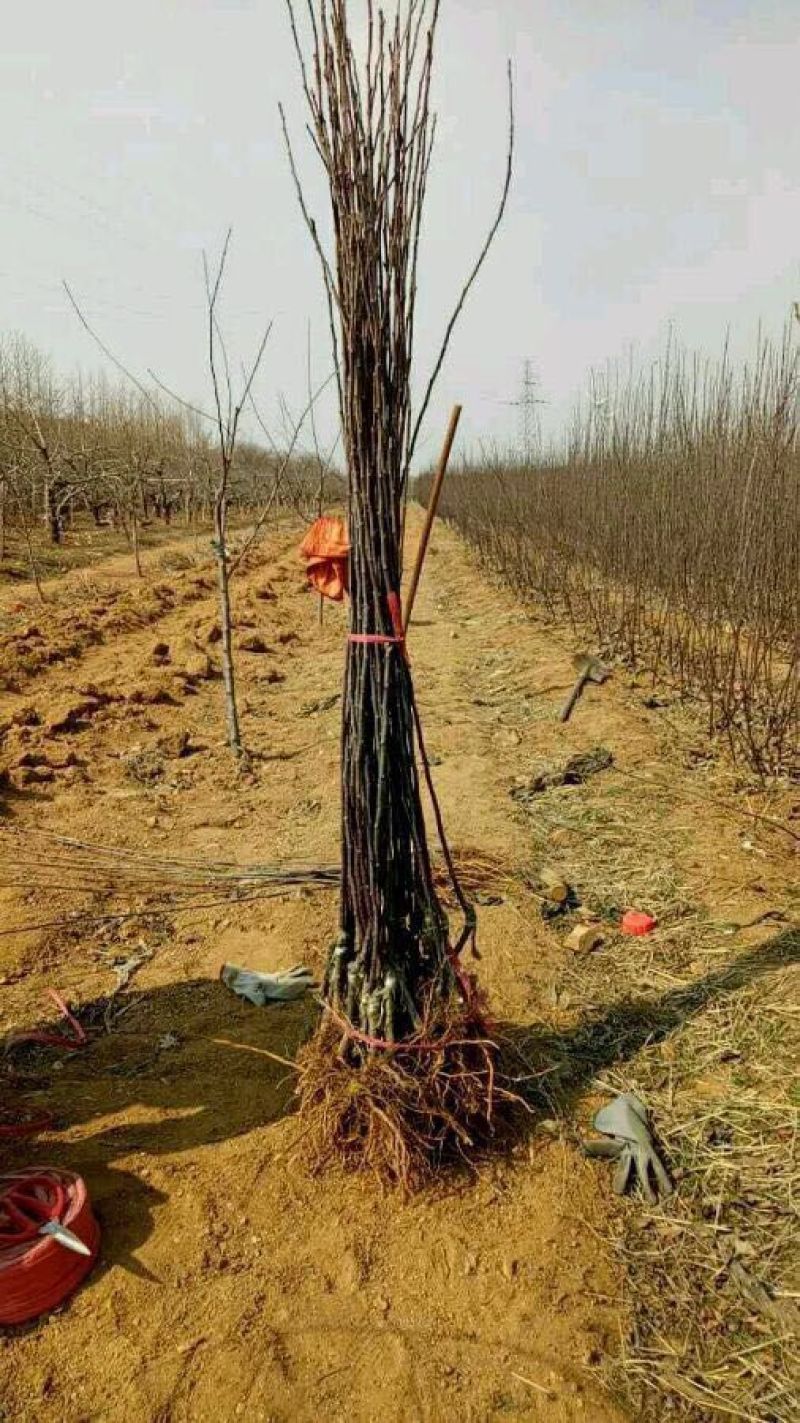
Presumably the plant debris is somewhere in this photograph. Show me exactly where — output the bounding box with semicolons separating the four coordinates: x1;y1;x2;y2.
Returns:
511;746;614;802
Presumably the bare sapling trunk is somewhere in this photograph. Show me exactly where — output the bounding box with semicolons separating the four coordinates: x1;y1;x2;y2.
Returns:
201;232;272;761
44;478;59;544
117;496;143;577
9;474;45;602
136;240;276;760
130;504;143;577
213;474;242;757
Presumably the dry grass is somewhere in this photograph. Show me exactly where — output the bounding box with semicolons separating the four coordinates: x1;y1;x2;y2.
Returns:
511;767;799;1421
588;946;800;1422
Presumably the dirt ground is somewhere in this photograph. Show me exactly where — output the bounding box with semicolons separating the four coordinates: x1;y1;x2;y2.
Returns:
0;513;797;1422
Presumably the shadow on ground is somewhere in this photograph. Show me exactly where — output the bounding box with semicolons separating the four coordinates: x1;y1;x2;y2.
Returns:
3;980;318;1274
3;927;797;1270
502;925;800;1121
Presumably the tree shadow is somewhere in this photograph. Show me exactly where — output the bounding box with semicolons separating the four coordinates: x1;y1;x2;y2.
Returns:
499;925;800;1125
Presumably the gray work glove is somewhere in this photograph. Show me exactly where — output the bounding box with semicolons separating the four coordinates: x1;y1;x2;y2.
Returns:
220;962;316;1005
584;1092;673;1204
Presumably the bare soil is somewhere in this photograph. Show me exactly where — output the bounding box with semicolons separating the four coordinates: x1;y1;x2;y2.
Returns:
0;514;796;1422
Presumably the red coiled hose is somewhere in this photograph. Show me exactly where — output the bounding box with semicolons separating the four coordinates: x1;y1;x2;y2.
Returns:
0;1167;100;1325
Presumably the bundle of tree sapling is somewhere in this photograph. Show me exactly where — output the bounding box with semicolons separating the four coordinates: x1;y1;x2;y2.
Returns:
284;0;514;1186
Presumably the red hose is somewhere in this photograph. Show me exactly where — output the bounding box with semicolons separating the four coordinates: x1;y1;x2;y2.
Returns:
0;1168;100;1324
0;1107;55;1140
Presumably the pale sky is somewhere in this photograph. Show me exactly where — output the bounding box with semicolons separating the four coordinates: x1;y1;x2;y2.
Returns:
1;1;797;462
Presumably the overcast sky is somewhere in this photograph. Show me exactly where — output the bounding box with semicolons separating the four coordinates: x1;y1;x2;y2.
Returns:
1;1;797;462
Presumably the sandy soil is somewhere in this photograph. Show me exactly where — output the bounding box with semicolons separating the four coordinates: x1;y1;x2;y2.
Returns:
0;513;796;1422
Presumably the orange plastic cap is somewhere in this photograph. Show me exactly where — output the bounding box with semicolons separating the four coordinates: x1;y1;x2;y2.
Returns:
621;910;658;936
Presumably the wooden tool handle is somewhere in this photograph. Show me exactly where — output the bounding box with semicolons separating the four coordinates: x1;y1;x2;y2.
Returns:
403;404;462;631
560;669;590;723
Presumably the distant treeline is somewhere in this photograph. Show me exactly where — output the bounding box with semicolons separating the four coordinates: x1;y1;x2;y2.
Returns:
419;326;799;777
0;333;342;554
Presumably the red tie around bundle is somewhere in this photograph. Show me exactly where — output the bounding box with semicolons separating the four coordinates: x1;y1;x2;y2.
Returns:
348;591;407;659
0;1167;100;1324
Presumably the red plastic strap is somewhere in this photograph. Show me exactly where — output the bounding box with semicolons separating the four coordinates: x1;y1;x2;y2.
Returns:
348;591;407;657
6;989;88;1053
328;944;483;1056
325;996;490;1056
45;989;88;1044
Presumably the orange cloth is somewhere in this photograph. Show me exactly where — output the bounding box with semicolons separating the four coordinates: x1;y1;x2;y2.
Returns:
299;516;350;602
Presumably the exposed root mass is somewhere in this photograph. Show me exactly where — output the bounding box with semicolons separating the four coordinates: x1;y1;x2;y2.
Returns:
296;1011;517;1192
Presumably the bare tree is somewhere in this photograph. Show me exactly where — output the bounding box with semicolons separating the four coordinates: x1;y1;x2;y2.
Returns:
182;230;272;759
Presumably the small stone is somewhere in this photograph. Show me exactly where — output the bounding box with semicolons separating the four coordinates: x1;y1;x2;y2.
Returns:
128;682;179;707
494;727;521;749
13;750;48;769
151;642;171;664
60;765;86;786
539;868;570;905
565;925;604;954
463;1253;478;1277
46;698;102;735
11;764;55;787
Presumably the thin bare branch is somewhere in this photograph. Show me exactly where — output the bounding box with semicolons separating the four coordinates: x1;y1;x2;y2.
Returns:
407;61;514;469
62;281;161;413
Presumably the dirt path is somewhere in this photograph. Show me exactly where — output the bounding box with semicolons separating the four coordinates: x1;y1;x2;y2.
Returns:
1;513;796;1422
